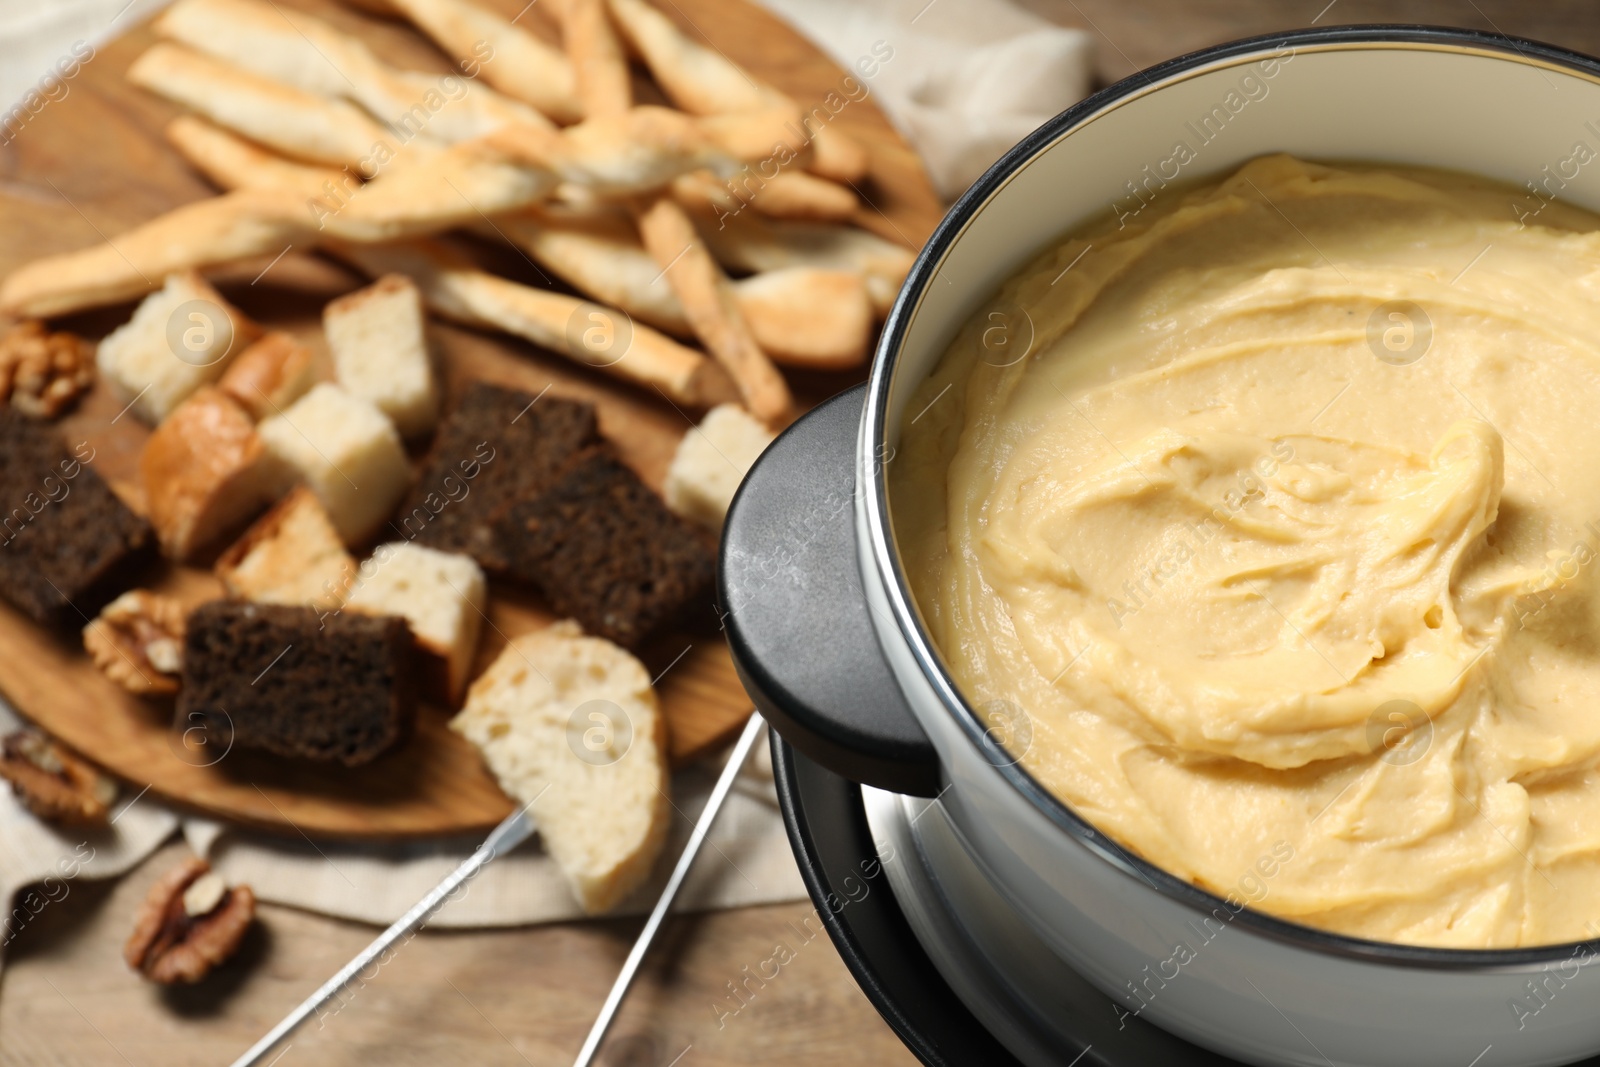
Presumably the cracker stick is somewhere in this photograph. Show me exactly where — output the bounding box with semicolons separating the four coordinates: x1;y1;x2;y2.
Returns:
732;267;871;370
695;108;812;164
331;136;559;239
487;105;731;194
494;212;691;334
635;195;791;425
129;43;407;167
605;0;869;181
385;0;583;123
0;190;306;318
560;0;632;118
681;201;913;317
328;238;728;406
0;136;557;316
673;168;856;223
606;0;771;112
166;115;350;199
493;211;868;366
156;0;555;141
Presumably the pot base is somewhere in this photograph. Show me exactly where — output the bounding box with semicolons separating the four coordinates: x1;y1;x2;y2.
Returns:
773;733;1237;1065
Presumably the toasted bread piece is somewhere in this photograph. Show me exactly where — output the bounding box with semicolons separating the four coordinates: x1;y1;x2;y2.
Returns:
257;383;410;545
97;272;261;424
218;330;316;420
216;486;356;608
140;387;273;560
324;275;438;438
346;541;486;702
451;621;669;914
664;403;775;530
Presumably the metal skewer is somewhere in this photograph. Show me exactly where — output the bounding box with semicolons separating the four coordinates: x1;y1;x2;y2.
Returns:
571;711;767;1067
227;795;543;1067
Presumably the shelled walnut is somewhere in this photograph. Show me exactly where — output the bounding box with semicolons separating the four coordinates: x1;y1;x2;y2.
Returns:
83;590;187;697
124;857;256;984
0;320;95;419
0;730;118;824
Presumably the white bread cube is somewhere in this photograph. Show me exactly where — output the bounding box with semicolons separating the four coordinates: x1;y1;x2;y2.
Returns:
346;542;486;702
664;403;776;529
451;621;669;914
216;486;356;609
324;275;438;438
97;271;261;424
257;383;410;545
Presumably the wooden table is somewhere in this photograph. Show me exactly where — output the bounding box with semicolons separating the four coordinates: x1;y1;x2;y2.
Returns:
4;2;1596;1065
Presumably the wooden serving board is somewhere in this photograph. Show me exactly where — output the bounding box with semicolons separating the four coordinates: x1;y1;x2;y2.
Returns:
0;0;943;838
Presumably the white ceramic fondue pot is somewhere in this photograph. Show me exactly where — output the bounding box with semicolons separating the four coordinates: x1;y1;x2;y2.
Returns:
722;26;1600;1067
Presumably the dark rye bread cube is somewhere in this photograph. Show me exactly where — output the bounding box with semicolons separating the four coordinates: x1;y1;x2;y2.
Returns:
178;601;416;766
504;448;716;649
394;382;600;572
0;410;152;627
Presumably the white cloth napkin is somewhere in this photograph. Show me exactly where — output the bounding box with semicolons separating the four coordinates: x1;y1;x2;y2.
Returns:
755;0;1094;199
0;701;180;972
0;0;1094;950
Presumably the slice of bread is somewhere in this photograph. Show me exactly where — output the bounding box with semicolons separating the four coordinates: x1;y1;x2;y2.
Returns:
663;403;775;530
256;383;410;546
216;486;356;609
451;621;669;914
97;271;262;424
140;386;273;560
218;330;315;420
346;541;487;703
324;275;438;438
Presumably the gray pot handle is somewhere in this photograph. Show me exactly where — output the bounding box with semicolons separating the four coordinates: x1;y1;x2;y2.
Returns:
719;385;941;797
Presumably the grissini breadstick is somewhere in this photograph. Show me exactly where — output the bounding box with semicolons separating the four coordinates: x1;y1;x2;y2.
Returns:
0;190;306;318
486;106;731;194
678;199;913;317
635;195;791;426
605;0;869;181
155;0;556;140
559;0;632;119
493;212;692;335
129;43;411;167
605;0;770;113
672;168;856;223
731;267;871;370
493;212;871;367
0;136;557;317
384;0;583;123
165;115;350;200
695;108;813;165
327;238;730;407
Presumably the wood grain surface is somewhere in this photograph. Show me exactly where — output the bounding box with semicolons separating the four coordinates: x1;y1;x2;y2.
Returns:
0;0;945;839
3;4;1588;1067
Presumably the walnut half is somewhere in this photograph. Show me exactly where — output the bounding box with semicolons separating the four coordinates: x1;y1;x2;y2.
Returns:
0;730;118;824
124;857;256;984
0;320;95;419
83;590;187;697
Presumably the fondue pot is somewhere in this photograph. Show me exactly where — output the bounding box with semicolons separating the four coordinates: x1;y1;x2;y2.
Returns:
720;25;1600;1067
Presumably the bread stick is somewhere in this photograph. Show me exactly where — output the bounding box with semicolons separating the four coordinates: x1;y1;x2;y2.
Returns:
166;115;351;200
635;195;791;425
328;238;728;407
385;0;583;123
560;0;632;118
129;43;404;167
